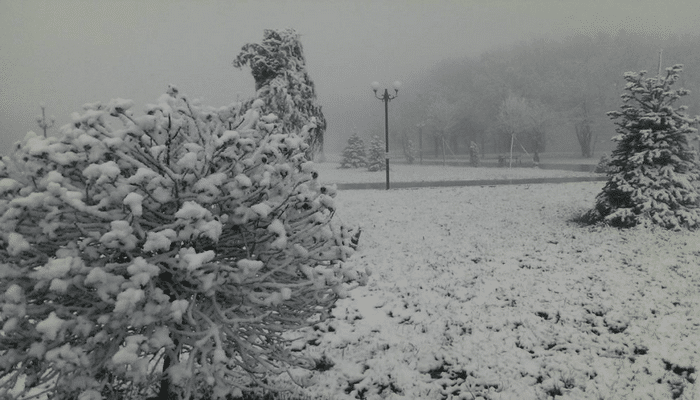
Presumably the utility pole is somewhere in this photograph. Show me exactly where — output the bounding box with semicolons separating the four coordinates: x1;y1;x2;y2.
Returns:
36;103;55;138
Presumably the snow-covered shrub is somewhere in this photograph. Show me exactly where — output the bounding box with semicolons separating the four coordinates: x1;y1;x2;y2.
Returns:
366;135;386;172
469;141;480;167
0;76;365;400
234;29;326;160
586;65;700;229
594;154;612;174
403;139;416;165
339;132;367;169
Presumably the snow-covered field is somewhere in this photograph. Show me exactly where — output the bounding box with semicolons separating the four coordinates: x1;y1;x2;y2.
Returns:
314;162;599;185
279;179;700;399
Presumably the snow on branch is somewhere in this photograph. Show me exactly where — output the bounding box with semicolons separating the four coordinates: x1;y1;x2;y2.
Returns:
0;83;367;399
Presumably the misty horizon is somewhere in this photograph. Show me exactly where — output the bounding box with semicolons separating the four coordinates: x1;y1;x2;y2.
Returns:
2;0;700;156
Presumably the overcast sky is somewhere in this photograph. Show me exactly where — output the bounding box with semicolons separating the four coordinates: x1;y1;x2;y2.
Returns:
2;0;700;155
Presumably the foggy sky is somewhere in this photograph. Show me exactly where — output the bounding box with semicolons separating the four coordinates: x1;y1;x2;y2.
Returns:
2;0;700;155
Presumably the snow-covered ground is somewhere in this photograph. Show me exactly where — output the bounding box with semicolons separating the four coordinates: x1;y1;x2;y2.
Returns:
279;179;700;399
314;162;599;185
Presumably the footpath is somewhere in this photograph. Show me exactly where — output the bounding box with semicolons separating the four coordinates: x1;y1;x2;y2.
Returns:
335;175;607;190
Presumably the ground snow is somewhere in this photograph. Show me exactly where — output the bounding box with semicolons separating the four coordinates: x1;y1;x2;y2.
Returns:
281;181;700;399
10;163;698;399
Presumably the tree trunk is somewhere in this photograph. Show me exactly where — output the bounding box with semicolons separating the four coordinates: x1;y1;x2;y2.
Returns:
576;102;594;158
418;126;423;164
442;136;446;166
509;132;515;168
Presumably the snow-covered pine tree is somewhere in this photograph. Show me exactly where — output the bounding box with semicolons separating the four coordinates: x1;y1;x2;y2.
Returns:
0;49;366;400
339;131;368;168
233;29;326;160
587;65;700;229
366;134;386;172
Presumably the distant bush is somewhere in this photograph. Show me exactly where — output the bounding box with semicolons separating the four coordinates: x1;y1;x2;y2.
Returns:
594;154;612;173
469;141;480;167
403;139;416;164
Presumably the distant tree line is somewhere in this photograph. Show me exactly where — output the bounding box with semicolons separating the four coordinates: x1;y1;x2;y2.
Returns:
392;31;700;159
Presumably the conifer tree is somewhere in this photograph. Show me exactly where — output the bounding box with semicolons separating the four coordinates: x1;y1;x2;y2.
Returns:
587;65;700;229
339;131;367;168
233;29;326;159
366;135;386;172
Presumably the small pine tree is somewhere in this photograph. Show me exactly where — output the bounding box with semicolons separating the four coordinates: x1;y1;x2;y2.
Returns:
339;131;367;168
366;134;386;172
587;65;700;229
594;154;612;173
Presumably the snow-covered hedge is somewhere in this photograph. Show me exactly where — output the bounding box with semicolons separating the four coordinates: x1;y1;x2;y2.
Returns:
0;85;366;400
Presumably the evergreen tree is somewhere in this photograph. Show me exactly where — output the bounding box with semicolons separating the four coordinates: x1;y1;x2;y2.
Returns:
366;134;386;172
339;131;368;168
233;29;326;159
587;65;700;229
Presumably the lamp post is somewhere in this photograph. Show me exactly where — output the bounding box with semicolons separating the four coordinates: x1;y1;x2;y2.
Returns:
371;80;401;189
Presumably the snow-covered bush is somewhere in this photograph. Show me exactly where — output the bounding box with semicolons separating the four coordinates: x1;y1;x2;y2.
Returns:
339;132;367;169
594;154;611;174
366;135;386;172
0;38;366;400
469;141;480;167
234;29;326;160
586;65;700;229
403;139;416;165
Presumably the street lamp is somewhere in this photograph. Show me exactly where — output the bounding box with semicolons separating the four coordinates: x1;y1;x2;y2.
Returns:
371;80;401;189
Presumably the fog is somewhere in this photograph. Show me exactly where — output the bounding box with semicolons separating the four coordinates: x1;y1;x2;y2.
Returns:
2;0;699;155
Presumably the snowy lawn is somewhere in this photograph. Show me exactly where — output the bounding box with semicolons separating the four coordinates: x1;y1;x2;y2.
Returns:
281;182;700;400
315;162;599;185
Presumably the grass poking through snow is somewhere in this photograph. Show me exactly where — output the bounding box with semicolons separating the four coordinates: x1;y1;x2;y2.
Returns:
278;182;700;399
